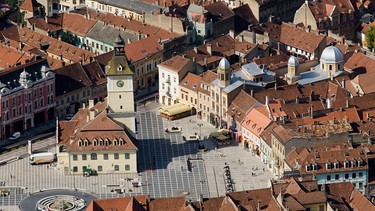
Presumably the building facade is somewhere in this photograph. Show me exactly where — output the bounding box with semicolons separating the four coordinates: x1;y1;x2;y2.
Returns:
0;59;55;139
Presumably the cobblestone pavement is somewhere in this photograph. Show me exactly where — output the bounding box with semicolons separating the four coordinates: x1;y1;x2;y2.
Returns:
0;102;275;210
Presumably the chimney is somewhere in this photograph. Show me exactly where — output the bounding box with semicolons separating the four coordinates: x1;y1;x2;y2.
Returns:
310;90;314;101
69;135;75;145
342;79;346;88
250;89;254;97
89;99;94;109
274;82;277;90
239;34;244;42
192;57;196;62
265;95;269;106
82;103;86;109
127;38;131;44
207;43;212;55
138;32;142;40
194;46;198;53
90;109;96;120
142;12;145;24
32;23;36;31
346;99;350;108
310;105;314;119
296;96;299;104
229;29;235;39
257;200;261;211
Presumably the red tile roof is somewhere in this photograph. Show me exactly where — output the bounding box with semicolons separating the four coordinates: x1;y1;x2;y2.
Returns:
125;36;162;63
17;26;95;64
179;72;202;92
19;0;41;12
158;55;191;72
0;43;33;69
58;106;137;152
241;106;272;138
62;13;97;36
280;23;326;53
148;197;187;211
344;52;375;74
227;90;258;123
86;195;148;211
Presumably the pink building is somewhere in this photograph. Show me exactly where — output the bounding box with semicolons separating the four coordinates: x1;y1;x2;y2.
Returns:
0;58;55;139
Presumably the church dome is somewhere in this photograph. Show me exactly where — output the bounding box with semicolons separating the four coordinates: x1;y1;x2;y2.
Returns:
288;56;299;66
218;57;230;70
320;46;344;63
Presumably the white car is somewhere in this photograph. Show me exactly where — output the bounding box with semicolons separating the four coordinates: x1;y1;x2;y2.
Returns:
9;132;21;141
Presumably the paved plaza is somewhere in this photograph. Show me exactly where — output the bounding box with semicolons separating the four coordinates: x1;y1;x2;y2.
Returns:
0;102;275;210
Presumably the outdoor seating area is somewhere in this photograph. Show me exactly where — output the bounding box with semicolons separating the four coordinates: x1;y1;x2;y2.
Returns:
164;126;182;133
210;129;231;146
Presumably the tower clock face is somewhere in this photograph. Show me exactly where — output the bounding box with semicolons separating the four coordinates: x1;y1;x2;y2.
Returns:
117;80;124;87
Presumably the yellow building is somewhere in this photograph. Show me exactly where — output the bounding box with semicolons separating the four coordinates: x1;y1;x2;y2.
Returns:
57;105;138;175
57;34;138;175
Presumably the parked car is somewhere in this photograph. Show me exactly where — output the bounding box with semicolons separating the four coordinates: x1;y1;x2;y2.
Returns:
0;189;9;196
9;132;21;141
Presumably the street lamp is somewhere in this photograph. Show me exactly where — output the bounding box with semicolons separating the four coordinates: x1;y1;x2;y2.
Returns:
197;123;203;140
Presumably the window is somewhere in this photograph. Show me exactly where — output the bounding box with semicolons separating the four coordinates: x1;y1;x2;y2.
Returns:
114;153;119;159
125;153;130;159
359;172;363;178
103;154;108;160
73;154;77;161
313;162;318;170
98;165;102;172
306;163;312;171
326;162;331;170
91;153;97;160
114;165;119;171
345;173;349;179
327;175;331;181
335;174;339;180
125;165;130;171
72;166;78;172
352;173;356;179
82;154;87;160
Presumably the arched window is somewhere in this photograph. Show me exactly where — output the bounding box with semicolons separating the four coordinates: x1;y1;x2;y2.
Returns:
344;160;349;168
334;161;339;169
306;163;312;171
351;159;357;168
125;165;130;171
114;165;119;171
98;165;102;172
91;153;97;160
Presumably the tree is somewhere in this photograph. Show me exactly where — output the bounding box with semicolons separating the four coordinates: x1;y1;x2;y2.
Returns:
60;31;78;46
6;0;18;8
366;26;375;51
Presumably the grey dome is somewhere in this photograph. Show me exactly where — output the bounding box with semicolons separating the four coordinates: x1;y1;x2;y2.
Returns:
218;57;230;70
288;56;299;66
320;46;344;63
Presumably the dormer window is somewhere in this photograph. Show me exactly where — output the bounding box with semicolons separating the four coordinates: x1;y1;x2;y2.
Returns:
358;158;363;167
306;163;312;171
351;159;357;168
99;138;103;146
113;138;118;146
117;65;123;72
105;139;109;146
326;161;331;170
93;139;98;146
334;161;339;169
344;160;349;168
119;138;124;145
252;124;256;129
246;120;250;125
84;139;89;146
78;140;83;147
313;162;318;171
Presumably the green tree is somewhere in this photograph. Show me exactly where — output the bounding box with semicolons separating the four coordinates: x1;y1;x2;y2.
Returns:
61;31;78;46
366;26;375;50
17;9;25;25
6;0;18;8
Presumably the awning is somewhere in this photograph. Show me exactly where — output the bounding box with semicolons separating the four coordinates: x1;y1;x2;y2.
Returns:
216;134;230;141
159;103;191;116
210;132;222;138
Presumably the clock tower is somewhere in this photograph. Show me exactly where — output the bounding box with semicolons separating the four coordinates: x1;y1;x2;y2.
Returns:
105;34;136;133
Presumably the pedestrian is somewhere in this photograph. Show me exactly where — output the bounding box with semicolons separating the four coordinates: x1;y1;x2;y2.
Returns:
238;159;241;164
10;174;12;179
263;167;265;171
82;193;84;198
